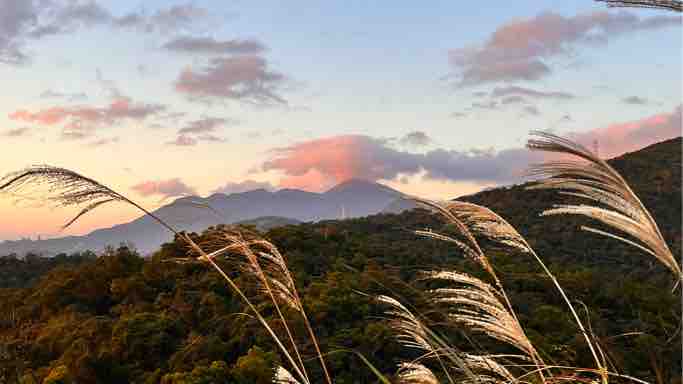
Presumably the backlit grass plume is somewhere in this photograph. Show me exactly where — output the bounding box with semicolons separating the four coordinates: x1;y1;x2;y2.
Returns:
380;289;525;383
595;0;682;12
0;165;171;232
420;270;536;359
376;294;478;383
458;354;517;384
195;227;332;384
396;362;439;384
407;197;615;383
527;131;682;284
274;366;301;384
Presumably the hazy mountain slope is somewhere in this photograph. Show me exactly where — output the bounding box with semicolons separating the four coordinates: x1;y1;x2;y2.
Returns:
0;179;401;255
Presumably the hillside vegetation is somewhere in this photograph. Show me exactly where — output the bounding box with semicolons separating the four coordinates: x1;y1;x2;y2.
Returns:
0;138;680;383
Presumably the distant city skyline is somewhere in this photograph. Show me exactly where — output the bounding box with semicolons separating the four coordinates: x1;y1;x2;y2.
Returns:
0;0;680;240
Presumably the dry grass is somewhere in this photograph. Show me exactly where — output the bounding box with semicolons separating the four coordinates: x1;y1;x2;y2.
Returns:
527;131;682;285
396;362;440;384
420;270;536;359
595;0;682;12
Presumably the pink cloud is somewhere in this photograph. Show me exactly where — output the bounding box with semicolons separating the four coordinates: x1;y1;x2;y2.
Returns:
570;105;681;158
263;108;681;192
263;136;386;191
278;169;337;192
449;11;680;86
166;135;197;146
263;135;538;192
175;55;287;104
131;178;197;200
9;107;69;125
8;98;165;140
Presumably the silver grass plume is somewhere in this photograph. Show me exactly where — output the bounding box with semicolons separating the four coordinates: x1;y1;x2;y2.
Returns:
198;227;332;384
412;198;497;280
411;198;549;380
274;366;301;384
396;363;440;384
421;271;538;360
197;229;310;383
200;229;302;311
595;0;682;12
459;354;517;384
438;201;532;254
376;295;477;381
0;165;168;232
527;131;682;282
376;295;436;353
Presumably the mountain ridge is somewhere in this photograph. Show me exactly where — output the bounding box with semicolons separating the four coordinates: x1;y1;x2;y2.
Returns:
1;137;679;257
0;179;403;256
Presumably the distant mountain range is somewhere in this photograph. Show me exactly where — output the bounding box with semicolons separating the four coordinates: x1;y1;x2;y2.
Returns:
0;179;405;256
5;137;679;258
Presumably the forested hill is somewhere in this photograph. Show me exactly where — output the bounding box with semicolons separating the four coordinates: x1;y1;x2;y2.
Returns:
0;137;680;383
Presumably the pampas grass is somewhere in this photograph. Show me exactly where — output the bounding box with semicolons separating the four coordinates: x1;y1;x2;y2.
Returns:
595;0;682;12
396;362;440;384
274;366;301;383
426;199;607;374
194;227;332;384
527;131;682;284
0;165;171;232
379;193;658;383
412;198;609;380
420;270;536;359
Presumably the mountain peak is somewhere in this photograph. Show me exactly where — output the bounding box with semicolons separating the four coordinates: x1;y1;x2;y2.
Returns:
325;179;398;195
170;195;204;205
207;188;273;200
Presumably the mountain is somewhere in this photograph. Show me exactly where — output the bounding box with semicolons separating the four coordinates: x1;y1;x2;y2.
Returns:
235;216;302;230
2;137;679;258
0;179;402;256
380;196;418;214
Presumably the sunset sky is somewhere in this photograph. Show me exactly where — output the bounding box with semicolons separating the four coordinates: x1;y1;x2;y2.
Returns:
0;0;681;240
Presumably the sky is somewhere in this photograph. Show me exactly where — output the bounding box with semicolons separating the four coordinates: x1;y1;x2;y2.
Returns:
0;0;681;240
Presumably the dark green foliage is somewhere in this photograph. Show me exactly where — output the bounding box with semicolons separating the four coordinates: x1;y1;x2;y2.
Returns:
0;251;96;288
0;138;680;383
